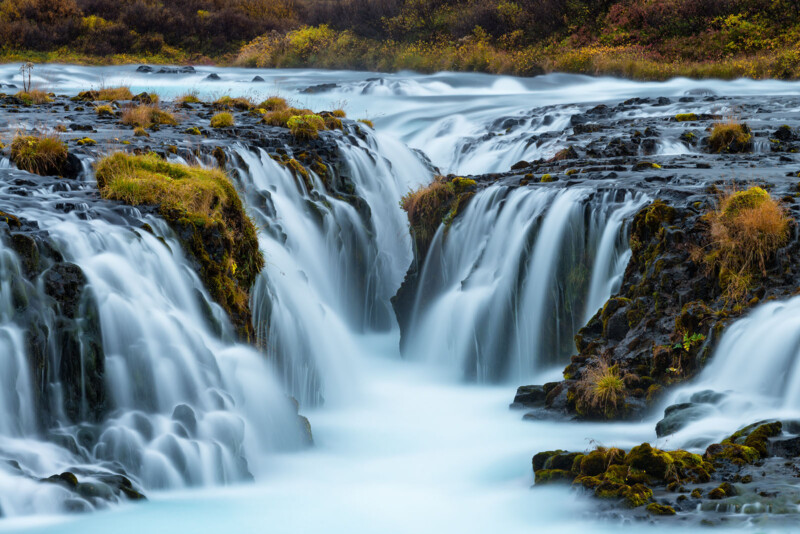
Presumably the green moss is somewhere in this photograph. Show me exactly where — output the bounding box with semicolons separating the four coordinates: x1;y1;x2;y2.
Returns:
287;114;325;140
721;187;770;220
621;483;653;507
95;152;263;340
534;469;574;484
451;176;477;193
691;488;702;498
185;126;202;135
540;174;554;183
625;443;674;480
675;113;698;122
646;503;676;515
76;137;96;146
580;450;607;476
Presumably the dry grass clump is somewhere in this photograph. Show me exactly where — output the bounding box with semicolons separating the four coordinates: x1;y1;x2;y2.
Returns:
98;86;133;101
700;187;791;302
708;119;752;153
16;89;51;104
213;95;253;110
259;96;288;111
287;114;325;139
210;112;235;128
95;104;114;116
121;104;177;128
576;360;625;417
10;133;67;176
176;92;202;104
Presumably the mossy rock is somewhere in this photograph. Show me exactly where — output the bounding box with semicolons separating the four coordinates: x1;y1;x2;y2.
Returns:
621;483;653;507
625;443;674;480
95;152;263;340
534;469;574;484
646;503;676;515
720;187;770;220
675;113;698;122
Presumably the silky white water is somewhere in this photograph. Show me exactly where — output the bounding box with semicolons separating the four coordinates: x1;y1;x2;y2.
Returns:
2;65;800;532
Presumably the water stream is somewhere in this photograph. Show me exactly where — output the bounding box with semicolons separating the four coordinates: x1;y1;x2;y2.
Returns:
2;65;800;532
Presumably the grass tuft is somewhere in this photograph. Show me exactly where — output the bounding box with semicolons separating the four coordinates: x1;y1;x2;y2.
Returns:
701;187;791;302
121;104;178;128
210;112;235;128
10;133;68;176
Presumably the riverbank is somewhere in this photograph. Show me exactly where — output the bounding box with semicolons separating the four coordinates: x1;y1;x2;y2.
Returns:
3;42;799;82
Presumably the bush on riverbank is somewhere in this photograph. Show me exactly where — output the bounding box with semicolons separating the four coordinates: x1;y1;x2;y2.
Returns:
95;152;263;339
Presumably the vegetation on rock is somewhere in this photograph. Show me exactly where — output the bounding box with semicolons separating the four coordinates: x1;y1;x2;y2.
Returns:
10;133;68;176
121;104;177;129
699;187;790;303
533;422;783;515
95;152;263;339
708;119;752;153
210;112;235;128
400;175;477;256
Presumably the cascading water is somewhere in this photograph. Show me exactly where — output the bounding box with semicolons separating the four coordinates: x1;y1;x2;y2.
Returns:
402;185;648;382
0;188;307;515
5;66;800;533
228;130;431;406
658;295;800;448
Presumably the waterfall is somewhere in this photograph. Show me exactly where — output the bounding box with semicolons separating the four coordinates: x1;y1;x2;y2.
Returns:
401;185;648;382
228;130;431;407
0;197;307;515
659;295;800;447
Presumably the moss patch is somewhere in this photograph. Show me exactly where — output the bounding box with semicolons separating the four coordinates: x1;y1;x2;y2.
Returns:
95;152;263;339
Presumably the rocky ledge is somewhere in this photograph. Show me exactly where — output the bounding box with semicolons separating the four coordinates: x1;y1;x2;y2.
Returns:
534;420;800;527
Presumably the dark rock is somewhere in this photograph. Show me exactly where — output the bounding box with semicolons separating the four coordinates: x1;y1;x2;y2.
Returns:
510;160;530;170
157;66;196;74
252;76;265;82
136;65;154;73
42;262;87;318
769;436;800;458
512;385;546;408
69;123;94;132
205;73;221;81
300;83;339;94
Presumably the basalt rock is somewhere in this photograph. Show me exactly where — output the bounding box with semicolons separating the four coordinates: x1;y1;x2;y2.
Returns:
533;422;800;522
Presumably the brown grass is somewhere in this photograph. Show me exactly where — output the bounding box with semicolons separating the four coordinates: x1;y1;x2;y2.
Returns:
97;86;133;101
708;119;752;153
121;104;178;128
210;112;235;128
702;187;791;302
10;132;67;176
213;95;254;110
576;359;625;417
16;89;51;104
259;96;288;111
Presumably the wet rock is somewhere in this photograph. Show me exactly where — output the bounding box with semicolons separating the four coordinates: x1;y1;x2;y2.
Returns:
205;73;221;81
300;83;339;94
769;436;800;457
157;66;196;74
252;76;265;82
43;262;86;318
511;385;546;408
136;65;154;73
